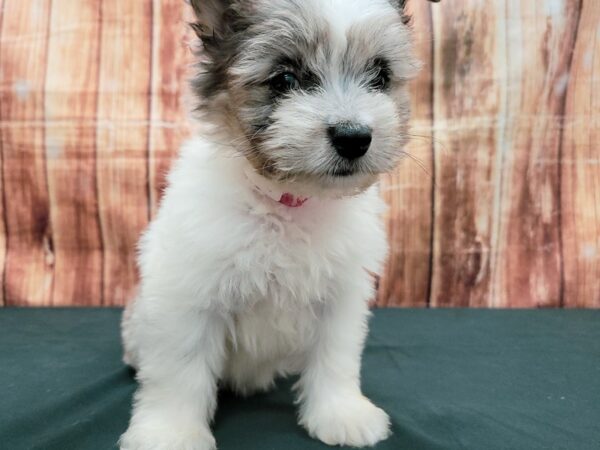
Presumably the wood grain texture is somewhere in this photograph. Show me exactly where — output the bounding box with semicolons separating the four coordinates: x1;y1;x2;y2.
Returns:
378;1;434;307
0;166;4;301
148;0;193;218
0;0;54;306
0;0;598;308
429;0;506;307
561;0;600;308
489;0;582;307
96;1;152;306
44;0;103;305
0;0;6;306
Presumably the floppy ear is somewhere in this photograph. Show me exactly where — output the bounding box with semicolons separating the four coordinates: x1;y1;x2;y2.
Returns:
392;0;441;24
393;0;440;6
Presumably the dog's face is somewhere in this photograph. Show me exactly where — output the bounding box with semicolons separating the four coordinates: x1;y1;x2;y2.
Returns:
192;0;430;194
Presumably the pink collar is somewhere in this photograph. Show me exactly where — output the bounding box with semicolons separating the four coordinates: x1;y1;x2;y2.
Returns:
244;167;310;208
279;193;309;208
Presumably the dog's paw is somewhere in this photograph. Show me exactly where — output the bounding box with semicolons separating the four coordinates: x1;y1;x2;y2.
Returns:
300;394;391;448
119;425;216;450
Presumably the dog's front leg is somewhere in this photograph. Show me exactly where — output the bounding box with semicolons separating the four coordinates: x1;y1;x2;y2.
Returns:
297;284;391;448
120;309;227;450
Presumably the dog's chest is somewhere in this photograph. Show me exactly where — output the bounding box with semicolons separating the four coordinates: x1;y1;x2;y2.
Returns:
226;205;353;308
231;299;321;362
219;206;362;360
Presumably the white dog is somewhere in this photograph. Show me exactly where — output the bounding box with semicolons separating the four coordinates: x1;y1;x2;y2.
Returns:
120;1;437;448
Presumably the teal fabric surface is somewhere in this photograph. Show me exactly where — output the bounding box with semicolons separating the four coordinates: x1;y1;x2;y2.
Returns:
0;309;599;450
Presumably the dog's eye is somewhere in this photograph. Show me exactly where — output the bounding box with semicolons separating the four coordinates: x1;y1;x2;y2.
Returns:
369;60;391;91
269;72;300;94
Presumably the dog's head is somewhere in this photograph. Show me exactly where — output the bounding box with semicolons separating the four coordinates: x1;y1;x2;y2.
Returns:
191;0;438;195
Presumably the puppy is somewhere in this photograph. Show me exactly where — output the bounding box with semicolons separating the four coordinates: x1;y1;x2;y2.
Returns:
120;1;437;448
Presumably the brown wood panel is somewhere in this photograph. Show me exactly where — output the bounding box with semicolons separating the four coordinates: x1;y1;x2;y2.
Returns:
148;0;193;217
96;1;152;306
0;0;599;308
429;0;506;307
0;0;54;306
44;0;103;306
562;0;600;308
0;0;6;306
489;0;582;307
377;1;434;307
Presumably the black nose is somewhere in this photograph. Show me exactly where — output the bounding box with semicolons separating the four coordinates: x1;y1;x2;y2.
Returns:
328;123;372;160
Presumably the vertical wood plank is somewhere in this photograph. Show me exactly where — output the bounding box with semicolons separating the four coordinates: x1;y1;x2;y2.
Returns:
377;1;434;307
148;0;193;218
0;0;54;306
1;0;598;308
96;0;152;306
0;0;6;306
490;0;582;307
430;0;507;307
45;0;103;306
562;1;600;308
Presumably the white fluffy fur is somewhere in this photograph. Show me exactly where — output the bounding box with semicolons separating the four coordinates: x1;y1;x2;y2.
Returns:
119;0;412;448
120;136;389;449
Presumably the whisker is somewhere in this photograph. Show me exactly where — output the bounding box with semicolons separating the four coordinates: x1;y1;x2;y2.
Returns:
400;151;438;188
405;133;451;154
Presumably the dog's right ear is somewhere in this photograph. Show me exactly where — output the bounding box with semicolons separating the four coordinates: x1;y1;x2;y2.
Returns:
189;0;235;40
391;0;441;23
393;0;441;5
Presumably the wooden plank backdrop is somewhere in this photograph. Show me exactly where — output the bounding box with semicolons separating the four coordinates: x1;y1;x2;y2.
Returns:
0;0;598;308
